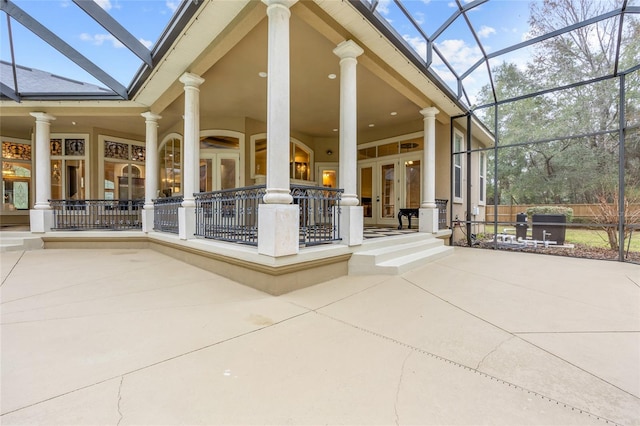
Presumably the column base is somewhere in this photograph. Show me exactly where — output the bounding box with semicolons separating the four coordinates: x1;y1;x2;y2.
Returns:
340;206;363;246
258;204;299;257
30;209;53;233
179;206;196;240
419;207;439;233
142;206;154;233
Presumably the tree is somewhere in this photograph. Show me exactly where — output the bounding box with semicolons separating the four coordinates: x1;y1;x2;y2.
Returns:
478;0;639;203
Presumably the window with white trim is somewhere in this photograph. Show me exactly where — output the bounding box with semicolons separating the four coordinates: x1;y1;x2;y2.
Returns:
100;135;145;200
479;152;486;205
250;134;314;182
453;130;464;203
159;135;182;197
50;134;90;200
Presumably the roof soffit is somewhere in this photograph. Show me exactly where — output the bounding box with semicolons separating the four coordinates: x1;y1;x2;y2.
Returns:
132;0;255;109
313;0;464;120
296;1;433;118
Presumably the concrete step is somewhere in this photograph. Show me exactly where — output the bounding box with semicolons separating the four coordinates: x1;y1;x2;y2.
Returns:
350;238;444;266
349;233;453;275
0;234;44;252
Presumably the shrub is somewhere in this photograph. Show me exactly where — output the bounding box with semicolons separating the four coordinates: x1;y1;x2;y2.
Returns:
525;206;574;223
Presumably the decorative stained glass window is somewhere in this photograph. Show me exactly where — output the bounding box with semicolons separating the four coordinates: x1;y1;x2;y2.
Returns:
51;139;62;155
105;141;129;160
65;139;85;156
2;141;31;160
131;145;145;161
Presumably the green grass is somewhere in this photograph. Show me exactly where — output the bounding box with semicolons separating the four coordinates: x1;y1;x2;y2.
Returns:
486;225;640;252
564;228;640;252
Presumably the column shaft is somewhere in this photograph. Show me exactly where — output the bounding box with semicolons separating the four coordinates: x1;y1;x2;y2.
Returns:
179;73;205;208
334;40;364;207
30;112;56;209
262;0;296;204
421;107;439;208
142;112;161;209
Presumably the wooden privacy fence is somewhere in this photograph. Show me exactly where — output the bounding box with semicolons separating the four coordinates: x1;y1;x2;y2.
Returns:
485;204;640;223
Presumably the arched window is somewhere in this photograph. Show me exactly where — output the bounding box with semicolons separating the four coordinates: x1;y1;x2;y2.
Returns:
250;133;314;182
159;134;182;197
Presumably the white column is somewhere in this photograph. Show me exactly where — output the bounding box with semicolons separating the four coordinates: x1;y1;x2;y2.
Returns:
141;112;161;233
258;0;299;257
262;0;296;205
334;40;363;206
419;107;440;233
334;40;364;246
29;112;55;233
178;72;204;240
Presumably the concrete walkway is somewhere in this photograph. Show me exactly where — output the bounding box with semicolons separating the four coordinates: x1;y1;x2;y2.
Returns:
1;247;639;425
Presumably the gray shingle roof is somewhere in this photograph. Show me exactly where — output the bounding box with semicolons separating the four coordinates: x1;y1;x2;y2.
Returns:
0;60;112;96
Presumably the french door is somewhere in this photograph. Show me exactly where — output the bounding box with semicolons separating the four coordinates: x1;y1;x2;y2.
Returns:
359;160;397;226
199;153;240;192
358;156;421;226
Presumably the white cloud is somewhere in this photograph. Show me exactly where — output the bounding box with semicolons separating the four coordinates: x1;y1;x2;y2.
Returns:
403;35;428;60
139;38;153;49
477;25;496;39
60;1;71;8
80;33;124;49
166;0;179;12
376;0;391;15
94;0;112;11
436;38;483;70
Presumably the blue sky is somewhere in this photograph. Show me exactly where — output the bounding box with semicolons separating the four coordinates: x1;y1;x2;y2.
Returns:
370;0;534;105
1;0;178;88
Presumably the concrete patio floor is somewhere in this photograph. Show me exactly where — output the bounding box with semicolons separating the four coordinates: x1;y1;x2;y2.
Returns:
1;246;639;425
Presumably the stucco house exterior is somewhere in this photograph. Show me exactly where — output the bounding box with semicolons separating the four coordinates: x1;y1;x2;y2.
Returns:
0;0;491;293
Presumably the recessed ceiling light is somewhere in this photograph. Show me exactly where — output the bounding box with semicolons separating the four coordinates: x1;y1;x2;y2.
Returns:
368;123;375;127
390;111;397;116
333;128;338;132
258;71;267;78
71;121;76;125
328;73;337;79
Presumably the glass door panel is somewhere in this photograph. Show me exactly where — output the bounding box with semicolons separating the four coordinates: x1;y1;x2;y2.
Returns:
218;156;238;190
405;159;421;209
359;165;373;219
380;163;395;219
200;159;213;192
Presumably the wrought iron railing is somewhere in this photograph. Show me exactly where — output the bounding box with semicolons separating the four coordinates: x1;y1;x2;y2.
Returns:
436;199;448;230
193;184;343;246
50;199;143;230
153;196;183;234
291;184;342;246
194;185;266;245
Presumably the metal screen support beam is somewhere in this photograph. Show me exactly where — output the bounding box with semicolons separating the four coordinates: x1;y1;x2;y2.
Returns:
619;74;626;262
0;81;20;102
0;0;128;98
72;0;152;66
466;113;473;247
493;106;499;249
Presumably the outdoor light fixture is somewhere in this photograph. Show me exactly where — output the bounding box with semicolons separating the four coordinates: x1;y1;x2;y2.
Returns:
326;149;333;155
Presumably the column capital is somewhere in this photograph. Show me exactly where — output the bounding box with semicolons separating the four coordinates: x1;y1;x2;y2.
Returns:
333;39;364;60
262;0;297;10
420;107;439;118
29;112;56;122
179;72;205;88
141;111;162;122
